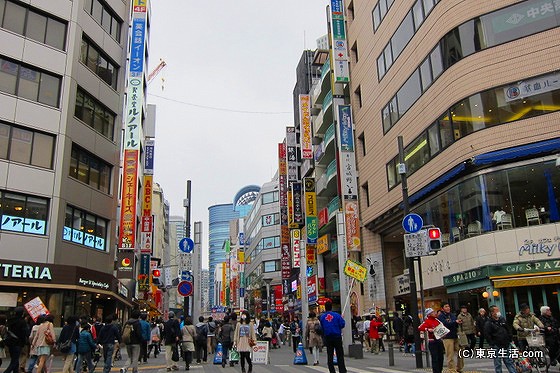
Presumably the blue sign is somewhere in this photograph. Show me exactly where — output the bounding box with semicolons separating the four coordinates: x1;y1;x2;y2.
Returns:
402;213;424;233
181;271;192;282
144;140;154;174
306;266;313;277
338;105;354;152
130;18;146;75
179;237;194;253
177;280;193;297
330;0;343;15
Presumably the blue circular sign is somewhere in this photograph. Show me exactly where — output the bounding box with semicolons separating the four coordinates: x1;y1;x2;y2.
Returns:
177;280;193;297
178;237;194;253
402;213;424;233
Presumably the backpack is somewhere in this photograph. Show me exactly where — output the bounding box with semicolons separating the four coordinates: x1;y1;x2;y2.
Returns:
195;324;207;342
208;322;216;334
314;322;323;336
122;323;133;344
406;323;414;337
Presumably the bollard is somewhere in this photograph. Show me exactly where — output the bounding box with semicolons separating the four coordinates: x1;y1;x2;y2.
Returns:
388;342;394;366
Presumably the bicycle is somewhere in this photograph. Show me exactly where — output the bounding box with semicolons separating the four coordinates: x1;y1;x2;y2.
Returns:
522;328;550;373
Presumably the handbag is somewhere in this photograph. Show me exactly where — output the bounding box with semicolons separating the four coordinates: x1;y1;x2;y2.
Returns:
171;343;179;362
56;339;72;353
433;321;450;340
45;330;55;346
248;338;256;347
229;348;240;362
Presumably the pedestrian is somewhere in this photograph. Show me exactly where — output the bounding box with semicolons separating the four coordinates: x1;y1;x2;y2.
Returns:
233;310;256;373
378;317;387;352
137;313;150;364
484;305;516;373
147;321;161;358
206;317;216;355
305;311;323;366
4;307;28;373
363;316;371;350
393;311;404;342
538;306;559;365
403;314;415;354
0;315;7;368
457;305;476;350
194;316;208;363
180;317;196;370
368;315;384;354
218;316;234;368
355;316;364;345
319;302;347;373
475;308;488;348
290;316;302;353
120;309;144;373
418;308;444;373
284;320;292;347
75;322;96;373
277;322;285;346
31;314;55;373
512;303;543;351
57;315;79;373
162;311;181;372
261;321;273;348
437;303;464;373
97;314;121;373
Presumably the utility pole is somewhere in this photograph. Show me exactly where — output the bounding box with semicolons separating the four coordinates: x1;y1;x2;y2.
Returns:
398;136;423;369
183;180;192;317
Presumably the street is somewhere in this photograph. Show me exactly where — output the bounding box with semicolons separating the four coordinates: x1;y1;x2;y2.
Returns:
41;343;497;373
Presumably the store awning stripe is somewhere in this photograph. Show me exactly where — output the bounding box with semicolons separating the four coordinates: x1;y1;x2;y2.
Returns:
409;163;466;205
493;274;560;288
471;138;560;166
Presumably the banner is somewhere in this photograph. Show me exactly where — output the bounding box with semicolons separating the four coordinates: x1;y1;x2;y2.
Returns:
118;150;139;250
299;94;312;158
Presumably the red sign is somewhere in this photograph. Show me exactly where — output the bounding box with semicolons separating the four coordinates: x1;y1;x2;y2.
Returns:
318;207;329;228
317;297;332;305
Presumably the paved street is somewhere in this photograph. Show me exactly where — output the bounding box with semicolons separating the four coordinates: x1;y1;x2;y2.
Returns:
41;343;498;373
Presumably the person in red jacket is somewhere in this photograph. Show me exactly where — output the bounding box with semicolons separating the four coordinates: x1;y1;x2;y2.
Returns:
418;308;445;373
368;316;384;354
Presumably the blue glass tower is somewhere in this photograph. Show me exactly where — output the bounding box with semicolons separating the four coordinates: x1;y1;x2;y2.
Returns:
208;185;260;307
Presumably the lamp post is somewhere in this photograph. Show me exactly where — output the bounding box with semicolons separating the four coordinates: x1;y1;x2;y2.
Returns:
264;278;272;319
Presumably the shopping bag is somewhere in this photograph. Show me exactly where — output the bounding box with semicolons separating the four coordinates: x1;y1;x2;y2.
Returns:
171;344;179;362
229;348;240;362
433;321;450;340
458;332;469;347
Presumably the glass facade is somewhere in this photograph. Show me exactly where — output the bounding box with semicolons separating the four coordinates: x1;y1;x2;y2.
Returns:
411;158;560;243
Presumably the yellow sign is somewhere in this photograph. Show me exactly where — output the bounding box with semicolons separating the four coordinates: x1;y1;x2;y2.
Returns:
343;259;367;282
317;234;329;255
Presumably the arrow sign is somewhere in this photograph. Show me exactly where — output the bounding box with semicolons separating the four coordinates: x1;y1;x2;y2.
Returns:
177;280;193;297
178;237;194;253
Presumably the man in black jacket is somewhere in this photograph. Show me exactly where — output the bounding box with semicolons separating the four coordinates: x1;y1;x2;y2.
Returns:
484;305;516;373
163;311;181;371
120;309;144;373
4;307;28;373
539;306;559;365
98;314;122;373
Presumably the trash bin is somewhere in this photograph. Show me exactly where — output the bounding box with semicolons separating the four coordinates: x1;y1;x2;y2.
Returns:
348;344;363;359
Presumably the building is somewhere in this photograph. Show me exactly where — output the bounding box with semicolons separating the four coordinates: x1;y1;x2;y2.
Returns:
207;185;259;306
0;0;133;323
346;0;560;317
243;179;280;316
200;268;209;313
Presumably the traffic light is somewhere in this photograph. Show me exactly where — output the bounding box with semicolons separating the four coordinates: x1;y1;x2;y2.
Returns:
427;228;442;252
152;269;161;277
152;269;161;285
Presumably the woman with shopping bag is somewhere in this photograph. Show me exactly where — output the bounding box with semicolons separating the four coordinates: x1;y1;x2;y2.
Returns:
419;308;446;373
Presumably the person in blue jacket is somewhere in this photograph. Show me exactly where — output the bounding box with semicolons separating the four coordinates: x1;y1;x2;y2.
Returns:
138;313;150;364
75;322;97;373
319;302;347;373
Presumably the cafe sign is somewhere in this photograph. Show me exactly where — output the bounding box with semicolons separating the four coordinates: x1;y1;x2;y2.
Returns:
444;268;486;286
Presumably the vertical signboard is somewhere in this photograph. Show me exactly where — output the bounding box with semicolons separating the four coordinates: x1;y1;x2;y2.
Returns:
329;0;350;83
299;94;312;159
291;182;303;226
118;150;139;249
304;178;318;244
140;175;153;253
279;143;291;294
292;229;301;268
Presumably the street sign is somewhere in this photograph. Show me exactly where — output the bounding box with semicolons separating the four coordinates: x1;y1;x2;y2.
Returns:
178;237;194;253
180;253;192;271
402;213;423;233
181;271;193;282
177;280;193;297
404;229;430;257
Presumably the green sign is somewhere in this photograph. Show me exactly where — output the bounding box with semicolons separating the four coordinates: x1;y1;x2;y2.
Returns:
444;268;487;286
307;216;318;242
331;19;346;40
491;0;556;34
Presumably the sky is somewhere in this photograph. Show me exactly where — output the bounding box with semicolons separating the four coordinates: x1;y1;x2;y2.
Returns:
147;1;330;268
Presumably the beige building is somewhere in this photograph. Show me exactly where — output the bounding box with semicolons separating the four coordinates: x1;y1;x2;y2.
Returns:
346;0;560;316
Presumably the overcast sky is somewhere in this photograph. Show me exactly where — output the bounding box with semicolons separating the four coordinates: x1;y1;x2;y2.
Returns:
147;1;330;268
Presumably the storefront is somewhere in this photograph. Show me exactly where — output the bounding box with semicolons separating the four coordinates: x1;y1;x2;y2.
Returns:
0;259;133;326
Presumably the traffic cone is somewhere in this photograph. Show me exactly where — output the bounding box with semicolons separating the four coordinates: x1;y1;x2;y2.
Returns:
333;349;338;365
213;343;224;365
293;342;308;365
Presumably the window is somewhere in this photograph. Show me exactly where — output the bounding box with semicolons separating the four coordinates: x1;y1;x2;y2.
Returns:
0;190;48;235
0;0;67;50
262;191;278;204
84;0;122;42
74;87;116;139
351;42;358;63
263;260;280;273
404;132;429;174
354;85;362;108
0;121;54;168
358;132;366;157
372;0;396;31
80;36;118;88
63;205;108;250
362;182;370;207
262;213;278;227
347;0;354;20
0;56;61;107
261;236;280;249
69;145;112;193
396;70;421;116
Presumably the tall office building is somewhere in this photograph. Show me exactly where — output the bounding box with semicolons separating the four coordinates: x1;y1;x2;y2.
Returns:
0;0;132;322
347;0;560;314
208;185;259;306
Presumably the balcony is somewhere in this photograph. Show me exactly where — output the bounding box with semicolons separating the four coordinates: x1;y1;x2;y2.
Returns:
316;91;334;135
311;60;331;107
328;196;340;218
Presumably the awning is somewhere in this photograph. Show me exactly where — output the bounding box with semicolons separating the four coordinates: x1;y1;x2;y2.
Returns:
409;163;466;204
471;138;560;166
493;274;560;288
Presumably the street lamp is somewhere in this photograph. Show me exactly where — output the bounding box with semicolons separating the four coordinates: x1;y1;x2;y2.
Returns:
264;278;272;319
